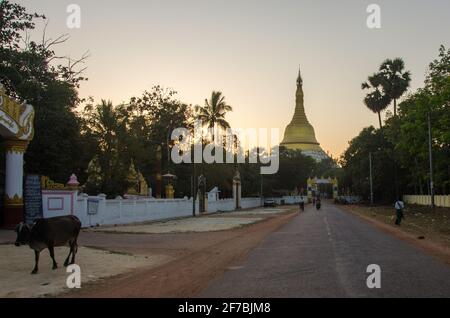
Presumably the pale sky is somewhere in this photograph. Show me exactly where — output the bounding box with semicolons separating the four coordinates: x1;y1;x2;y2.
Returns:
15;0;450;158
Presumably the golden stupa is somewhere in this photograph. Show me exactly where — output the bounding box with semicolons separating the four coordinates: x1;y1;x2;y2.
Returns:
281;69;328;161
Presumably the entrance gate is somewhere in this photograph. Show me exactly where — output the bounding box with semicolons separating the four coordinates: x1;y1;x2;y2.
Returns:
307;176;338;202
0;85;35;227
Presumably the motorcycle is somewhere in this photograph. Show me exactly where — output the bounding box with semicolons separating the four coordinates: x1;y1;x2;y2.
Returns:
316;201;321;210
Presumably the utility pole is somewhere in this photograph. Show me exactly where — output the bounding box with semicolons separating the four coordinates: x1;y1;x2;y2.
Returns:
260;174;263;206
166;127;171;171
369;152;374;205
192;162;196;217
428;112;435;208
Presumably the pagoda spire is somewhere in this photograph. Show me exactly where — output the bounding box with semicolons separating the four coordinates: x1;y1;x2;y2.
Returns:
297;67;303;86
293;67;307;123
280;67;328;162
281;67;319;146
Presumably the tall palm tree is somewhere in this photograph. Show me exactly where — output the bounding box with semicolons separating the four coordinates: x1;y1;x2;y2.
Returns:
378;58;411;116
363;89;390;129
83;100;130;195
362;74;390;128
195;91;233;136
194;91;232;176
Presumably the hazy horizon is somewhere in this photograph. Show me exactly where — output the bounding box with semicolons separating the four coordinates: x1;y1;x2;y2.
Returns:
15;0;450;158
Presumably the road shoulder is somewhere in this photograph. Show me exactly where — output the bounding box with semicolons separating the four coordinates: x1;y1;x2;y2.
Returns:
340;204;450;266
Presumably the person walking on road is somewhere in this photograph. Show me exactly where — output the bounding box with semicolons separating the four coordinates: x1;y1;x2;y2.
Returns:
394;198;405;226
299;197;305;212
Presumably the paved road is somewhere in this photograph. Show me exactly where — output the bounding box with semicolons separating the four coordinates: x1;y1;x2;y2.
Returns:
199;202;450;297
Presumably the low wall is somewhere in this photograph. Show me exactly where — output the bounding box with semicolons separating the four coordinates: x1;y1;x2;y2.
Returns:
206;197;261;213
269;196;307;205
207;198;235;213
87;196;199;227
42;191;262;228
241;197;262;209
403;195;450;208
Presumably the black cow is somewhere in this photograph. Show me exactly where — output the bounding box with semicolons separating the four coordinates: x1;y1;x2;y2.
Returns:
15;215;82;274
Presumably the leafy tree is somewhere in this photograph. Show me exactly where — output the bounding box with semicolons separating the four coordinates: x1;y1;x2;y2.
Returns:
345;46;449;202
0;0;90;183
394;46;450;194
0;0;44;50
425;45;450;95
340;126;398;203
128;86;194;195
81;100;132;197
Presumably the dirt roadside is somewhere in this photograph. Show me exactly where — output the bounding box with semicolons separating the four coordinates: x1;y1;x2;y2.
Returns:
63;208;298;298
341;204;450;266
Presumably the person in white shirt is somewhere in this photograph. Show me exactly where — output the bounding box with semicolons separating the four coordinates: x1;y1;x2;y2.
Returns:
394;198;405;226
299;197;305;212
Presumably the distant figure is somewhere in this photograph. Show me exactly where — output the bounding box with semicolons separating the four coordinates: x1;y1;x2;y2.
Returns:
394;198;405;226
316;198;321;210
299;198;305;212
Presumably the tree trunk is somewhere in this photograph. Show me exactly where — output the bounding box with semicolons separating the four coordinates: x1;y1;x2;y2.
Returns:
394;99;397;117
377;112;382;129
210;123;214;137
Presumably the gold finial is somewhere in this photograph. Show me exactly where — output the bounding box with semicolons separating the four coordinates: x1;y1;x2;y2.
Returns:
297;67;303;86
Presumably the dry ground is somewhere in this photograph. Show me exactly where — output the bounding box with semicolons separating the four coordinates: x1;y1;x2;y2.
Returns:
0;245;169;298
0;206;297;298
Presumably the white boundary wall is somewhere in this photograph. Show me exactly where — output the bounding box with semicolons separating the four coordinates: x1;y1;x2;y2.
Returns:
207;198;235;213
403;195;450;208
42;191;262;228
206;197;261;213
268;196;307;205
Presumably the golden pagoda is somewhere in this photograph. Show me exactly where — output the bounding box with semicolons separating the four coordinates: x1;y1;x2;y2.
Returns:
281;69;328;161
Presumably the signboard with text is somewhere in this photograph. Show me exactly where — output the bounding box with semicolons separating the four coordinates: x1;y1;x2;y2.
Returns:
24;174;43;223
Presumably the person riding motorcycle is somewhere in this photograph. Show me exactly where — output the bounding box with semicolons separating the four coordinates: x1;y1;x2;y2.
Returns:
316;198;321;210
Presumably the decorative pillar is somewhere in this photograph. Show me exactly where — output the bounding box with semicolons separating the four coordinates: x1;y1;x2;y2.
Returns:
3;139;29;226
66;173;80;191
332;177;339;199
233;171;241;210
